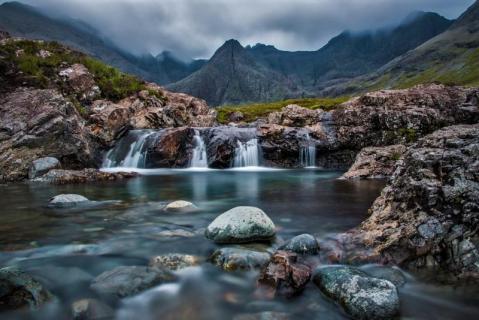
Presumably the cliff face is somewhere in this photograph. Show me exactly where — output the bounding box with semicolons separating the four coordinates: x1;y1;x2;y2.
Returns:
0;34;215;182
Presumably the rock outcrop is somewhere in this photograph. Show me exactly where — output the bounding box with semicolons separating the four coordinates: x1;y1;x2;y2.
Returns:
340;124;479;280
210;247;271;271
341;145;406;180
0;88;98;181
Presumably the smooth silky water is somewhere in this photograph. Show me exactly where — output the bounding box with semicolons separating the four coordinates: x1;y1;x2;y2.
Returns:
1;170;478;319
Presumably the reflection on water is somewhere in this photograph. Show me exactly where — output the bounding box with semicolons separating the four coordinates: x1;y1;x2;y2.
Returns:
0;170;478;319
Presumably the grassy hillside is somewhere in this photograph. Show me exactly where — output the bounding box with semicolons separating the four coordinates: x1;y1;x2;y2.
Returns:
0;38;162;101
216;96;349;124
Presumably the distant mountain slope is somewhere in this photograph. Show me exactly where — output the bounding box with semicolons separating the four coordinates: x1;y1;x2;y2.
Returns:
169;12;452;105
168;40;300;106
327;1;479;95
0;1;202;84
248;12;453;87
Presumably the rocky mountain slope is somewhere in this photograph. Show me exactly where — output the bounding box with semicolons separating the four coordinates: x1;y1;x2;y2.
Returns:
326;0;479;96
168;39;300;106
0;1;204;84
169;12;452;105
0;33;215;181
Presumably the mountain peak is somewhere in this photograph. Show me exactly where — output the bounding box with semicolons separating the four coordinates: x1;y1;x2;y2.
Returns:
210;39;246;62
451;0;479;29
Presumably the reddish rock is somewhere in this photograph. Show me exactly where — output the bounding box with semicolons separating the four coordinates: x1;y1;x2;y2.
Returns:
144;127;196;168
0;88;98;182
341;144;406;179
257;251;312;298
267;104;322;127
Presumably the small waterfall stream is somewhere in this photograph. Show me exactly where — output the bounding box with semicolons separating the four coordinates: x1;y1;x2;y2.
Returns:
300;133;316;168
234;139;260;167
190;130;208;168
102;130;154;168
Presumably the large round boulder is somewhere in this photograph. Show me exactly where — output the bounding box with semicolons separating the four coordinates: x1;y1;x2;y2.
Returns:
313;265;399;320
0;267;53;311
205;206;276;244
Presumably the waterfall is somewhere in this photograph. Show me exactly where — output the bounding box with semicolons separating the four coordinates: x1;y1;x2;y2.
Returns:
300;133;316;168
190;130;208;168
234;139;260;167
102;130;154;168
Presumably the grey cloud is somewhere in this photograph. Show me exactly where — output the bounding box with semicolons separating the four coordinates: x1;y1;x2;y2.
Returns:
9;0;475;59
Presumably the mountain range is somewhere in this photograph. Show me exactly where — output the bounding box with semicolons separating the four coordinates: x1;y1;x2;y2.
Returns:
1;1;478;106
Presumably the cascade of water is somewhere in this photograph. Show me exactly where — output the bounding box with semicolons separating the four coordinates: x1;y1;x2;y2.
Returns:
234;139;260;167
102;130;154;168
300;133;316;168
190;130;208;168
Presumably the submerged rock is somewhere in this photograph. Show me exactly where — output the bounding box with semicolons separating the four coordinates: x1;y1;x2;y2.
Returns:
71;298;114;320
257;251;312;298
149;254;201;271
0;267;53;311
90;266;177;298
210;248;271;271
28;157;60;179
313;265;399;320
164;200;198;213
48;194;89;207
279;234;320;255
360;265;407;287
233;311;290;320
205;206;276;244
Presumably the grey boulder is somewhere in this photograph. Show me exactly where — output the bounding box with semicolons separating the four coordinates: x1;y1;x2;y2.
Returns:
313;265;399;320
48;194;89;207
279;234;320;255
29;157;60;179
205;206;276;244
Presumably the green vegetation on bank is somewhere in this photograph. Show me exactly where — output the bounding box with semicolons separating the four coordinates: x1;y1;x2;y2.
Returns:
0;39;160;102
216;97;349;124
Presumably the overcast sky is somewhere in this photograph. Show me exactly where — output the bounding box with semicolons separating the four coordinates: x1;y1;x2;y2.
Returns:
7;0;476;59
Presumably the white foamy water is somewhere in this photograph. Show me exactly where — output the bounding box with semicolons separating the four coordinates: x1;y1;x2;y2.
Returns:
190;130;208;168
233;139;260;167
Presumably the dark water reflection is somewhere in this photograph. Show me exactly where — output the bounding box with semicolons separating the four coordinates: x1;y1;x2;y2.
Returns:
0;170;477;319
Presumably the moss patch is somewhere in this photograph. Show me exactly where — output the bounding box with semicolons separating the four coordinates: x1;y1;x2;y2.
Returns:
216;96;349;124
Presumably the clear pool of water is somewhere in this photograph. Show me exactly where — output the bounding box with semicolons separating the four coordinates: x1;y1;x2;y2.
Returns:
0;170;478;319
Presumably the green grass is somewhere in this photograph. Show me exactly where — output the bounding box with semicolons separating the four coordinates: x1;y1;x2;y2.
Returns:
216;97;349;124
1;39;165;102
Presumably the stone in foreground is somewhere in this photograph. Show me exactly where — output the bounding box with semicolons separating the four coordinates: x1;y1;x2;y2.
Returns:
257;251;312;298
205;206;276;244
90;266;177;298
28;157;60;179
279;234;320;255
48;194;90;207
313;265;399;320
71;298;114;320
0;267;53;311
210;247;271;271
164;200;198;213
149;254;201;270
